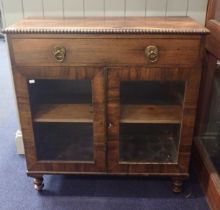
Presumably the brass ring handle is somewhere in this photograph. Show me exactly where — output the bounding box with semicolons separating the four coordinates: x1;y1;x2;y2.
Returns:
52;46;66;62
145;45;159;63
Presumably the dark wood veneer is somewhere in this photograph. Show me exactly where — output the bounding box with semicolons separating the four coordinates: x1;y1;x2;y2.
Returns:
5;17;208;192
193;0;220;209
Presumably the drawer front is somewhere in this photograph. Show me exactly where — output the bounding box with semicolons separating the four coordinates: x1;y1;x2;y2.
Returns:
11;38;201;66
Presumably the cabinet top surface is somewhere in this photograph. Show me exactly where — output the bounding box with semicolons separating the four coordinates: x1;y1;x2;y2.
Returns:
3;16;209;35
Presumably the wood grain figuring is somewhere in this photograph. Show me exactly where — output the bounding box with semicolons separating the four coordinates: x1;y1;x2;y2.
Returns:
5;17;206;190
193;1;220;208
120;105;182;124
11;37;201;67
107;65;202;174
206;20;220;59
3;17;209;34
195;53;217;136
193;139;220;210
206;0;217;21
9;66;106;173
11;70;37;171
196;0;220;137
33;104;93;123
33;104;182;124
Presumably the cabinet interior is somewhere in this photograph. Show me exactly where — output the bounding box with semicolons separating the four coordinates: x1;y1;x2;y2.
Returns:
34;123;94;161
119;124;180;163
27;78;184;163
28;79;93;123
28;79;94;162
119;80;184;163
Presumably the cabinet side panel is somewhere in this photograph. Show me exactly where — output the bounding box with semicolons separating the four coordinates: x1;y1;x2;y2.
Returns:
179;66;202;172
12;70;37;170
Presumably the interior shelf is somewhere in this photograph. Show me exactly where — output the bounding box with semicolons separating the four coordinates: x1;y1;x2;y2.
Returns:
33;104;93;123
33;104;182;124
121;105;182;124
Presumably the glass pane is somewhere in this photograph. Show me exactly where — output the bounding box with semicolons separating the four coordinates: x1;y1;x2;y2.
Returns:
119;80;184;163
120;124;180;163
200;66;220;174
34;123;93;161
28;79;94;161
120;81;185;105
28;79;92;105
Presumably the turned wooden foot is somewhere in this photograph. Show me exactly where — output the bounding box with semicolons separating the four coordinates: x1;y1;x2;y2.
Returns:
172;177;184;193
33;177;44;191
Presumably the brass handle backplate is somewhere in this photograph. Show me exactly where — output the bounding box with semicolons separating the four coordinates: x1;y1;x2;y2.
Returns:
52;46;66;62
145;45;159;63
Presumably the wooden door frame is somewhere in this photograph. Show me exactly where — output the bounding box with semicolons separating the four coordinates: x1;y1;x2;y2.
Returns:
107;67;201;176
206;0;218;21
12;66;106;175
195;0;220;138
205;0;220;59
193;0;220;209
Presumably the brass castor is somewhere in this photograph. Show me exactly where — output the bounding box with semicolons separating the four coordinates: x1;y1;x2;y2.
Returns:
33;177;44;191
172;177;184;193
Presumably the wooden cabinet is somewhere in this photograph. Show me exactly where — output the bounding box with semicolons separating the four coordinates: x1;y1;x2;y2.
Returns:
107;67;199;176
4;17;208;192
193;0;220;209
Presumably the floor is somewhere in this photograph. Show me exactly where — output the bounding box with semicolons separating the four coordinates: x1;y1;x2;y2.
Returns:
0;40;210;210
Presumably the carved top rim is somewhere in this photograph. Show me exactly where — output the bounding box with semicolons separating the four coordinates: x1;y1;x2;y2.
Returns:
3;16;210;35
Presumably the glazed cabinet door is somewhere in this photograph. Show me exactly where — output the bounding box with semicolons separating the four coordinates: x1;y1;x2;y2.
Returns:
107;67;201;175
13;67;106;174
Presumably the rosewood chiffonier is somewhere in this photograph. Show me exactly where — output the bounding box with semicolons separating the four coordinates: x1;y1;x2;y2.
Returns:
3;17;209;192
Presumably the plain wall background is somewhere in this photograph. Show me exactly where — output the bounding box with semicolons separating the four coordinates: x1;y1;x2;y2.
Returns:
1;0;208;27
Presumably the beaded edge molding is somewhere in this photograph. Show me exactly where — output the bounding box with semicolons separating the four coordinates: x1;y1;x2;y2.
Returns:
2;27;209;34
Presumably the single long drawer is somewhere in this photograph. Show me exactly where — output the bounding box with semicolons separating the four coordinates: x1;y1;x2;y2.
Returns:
11;37;201;66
